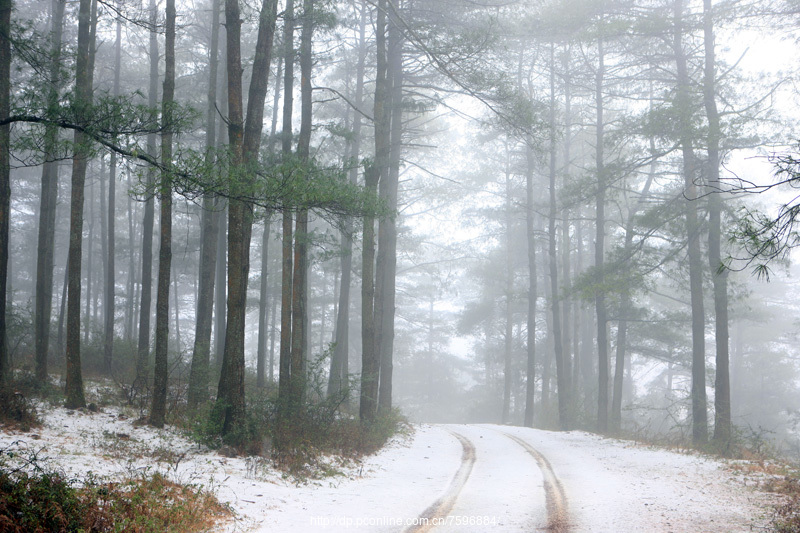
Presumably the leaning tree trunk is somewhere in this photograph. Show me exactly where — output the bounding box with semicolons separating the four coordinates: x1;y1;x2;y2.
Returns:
34;0;66;383
149;0;175;429
64;0;96;409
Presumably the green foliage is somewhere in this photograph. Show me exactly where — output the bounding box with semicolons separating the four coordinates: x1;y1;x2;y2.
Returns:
729;145;800;279
195;351;405;476
0;460;90;532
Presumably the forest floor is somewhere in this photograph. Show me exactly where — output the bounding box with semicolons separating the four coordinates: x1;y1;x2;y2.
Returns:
0;402;781;532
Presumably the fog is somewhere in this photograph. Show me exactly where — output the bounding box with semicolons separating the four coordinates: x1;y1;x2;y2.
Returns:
3;0;800;458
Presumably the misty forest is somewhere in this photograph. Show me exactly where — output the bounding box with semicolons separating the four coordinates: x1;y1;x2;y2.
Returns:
2;0;800;530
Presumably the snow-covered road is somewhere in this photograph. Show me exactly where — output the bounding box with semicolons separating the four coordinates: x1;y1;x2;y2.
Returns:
0;408;776;532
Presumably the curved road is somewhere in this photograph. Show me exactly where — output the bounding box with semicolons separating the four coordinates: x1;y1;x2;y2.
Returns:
236;422;767;532
408;425;571;532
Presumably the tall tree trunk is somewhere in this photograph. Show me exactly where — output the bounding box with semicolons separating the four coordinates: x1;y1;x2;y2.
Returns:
216;0;278;435
56;259;68;362
34;0;66;383
524;146;537;428
125;173;136;341
547;43;568;431
611;128;656;433
214;201;227;366
0;0;10;386
277;0;295;420
703;0;730;450
330;0;367;403
136;0;159;393
360;0;388;423
65;0;95;408
595;33;609;433
103;18;121;375
673;0;707;445
289;0;314;411
377;2;402;415
187;0;221;409
85;174;94;343
149;0;175;428
256;216;271;388
561;212;572;402
502;162;513;424
172;266;181;353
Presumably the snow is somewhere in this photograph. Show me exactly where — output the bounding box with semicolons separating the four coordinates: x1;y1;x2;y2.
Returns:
0;406;776;532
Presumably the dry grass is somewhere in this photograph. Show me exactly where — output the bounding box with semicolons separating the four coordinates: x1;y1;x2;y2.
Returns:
86;473;232;532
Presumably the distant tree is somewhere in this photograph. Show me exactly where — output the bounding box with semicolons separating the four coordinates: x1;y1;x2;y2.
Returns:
135;0;159;395
34;0;66;383
188;0;222;409
329;0;368;402
103;15;122;375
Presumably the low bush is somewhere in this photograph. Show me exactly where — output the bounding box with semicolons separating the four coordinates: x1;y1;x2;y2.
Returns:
0;446;230;532
0;387;39;431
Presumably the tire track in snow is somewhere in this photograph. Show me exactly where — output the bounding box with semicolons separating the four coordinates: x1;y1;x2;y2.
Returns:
502;432;571;533
406;429;476;533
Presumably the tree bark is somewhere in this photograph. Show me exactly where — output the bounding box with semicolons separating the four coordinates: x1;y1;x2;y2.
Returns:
34;0;66;383
65;0;95;408
277;0;295;420
216;0;278;435
0;0;10;386
149;0;175;428
377;1;402;415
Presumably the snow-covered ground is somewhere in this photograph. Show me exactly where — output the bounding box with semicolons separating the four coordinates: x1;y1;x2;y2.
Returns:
0;405;777;532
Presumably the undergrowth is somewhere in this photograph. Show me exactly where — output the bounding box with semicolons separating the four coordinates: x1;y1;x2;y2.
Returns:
766;475;800;532
0;445;230;532
0;376;42;432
